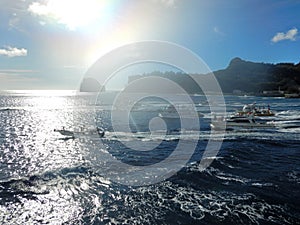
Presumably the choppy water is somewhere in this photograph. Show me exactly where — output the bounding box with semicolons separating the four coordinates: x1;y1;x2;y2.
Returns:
0;90;299;224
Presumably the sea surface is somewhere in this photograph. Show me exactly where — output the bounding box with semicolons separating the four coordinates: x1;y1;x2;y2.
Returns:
0;90;299;224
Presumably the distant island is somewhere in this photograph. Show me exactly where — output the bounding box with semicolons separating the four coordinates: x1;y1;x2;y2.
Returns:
79;78;105;92
126;57;300;97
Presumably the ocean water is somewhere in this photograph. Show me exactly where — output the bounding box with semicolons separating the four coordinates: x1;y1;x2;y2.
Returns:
0;90;299;224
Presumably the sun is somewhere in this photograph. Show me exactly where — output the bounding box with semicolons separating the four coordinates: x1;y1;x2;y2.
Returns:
29;0;113;30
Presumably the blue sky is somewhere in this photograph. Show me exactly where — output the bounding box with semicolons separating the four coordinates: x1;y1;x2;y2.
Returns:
0;0;299;90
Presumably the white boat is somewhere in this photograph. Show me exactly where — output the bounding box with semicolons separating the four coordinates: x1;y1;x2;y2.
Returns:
0;108;10;112
236;103;275;117
54;128;75;137
158;105;204;119
54;127;105;138
211;115;275;130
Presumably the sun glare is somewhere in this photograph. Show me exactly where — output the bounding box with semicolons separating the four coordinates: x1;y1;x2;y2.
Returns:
85;28;138;67
29;0;138;74
29;0;113;30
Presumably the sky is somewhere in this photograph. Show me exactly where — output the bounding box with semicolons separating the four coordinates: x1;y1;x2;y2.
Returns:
0;0;299;90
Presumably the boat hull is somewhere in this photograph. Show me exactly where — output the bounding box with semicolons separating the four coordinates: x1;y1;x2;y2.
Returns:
236;111;275;117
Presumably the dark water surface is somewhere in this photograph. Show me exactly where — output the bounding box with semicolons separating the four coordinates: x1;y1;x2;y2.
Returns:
0;90;299;224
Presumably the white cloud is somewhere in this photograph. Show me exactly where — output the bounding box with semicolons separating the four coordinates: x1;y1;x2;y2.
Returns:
213;26;225;36
9;16;19;29
271;28;298;43
0;46;27;57
0;69;35;74
0;69;37;82
8;15;28;34
28;2;51;16
28;0;109;30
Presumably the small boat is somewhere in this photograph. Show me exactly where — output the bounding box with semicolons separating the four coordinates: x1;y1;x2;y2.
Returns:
251;110;275;117
54;128;75;137
285;93;300;98
236;103;275;117
0;108;10;112
236;110;275;117
158;105;204;119
54;127;105;138
211;115;275;130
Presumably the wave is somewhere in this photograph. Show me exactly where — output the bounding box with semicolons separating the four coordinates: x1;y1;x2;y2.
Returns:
97;128;300;143
0;155;298;224
131;179;298;224
0;164;93;196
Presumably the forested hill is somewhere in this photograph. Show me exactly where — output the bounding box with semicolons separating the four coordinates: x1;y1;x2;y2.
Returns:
126;58;300;95
214;57;300;94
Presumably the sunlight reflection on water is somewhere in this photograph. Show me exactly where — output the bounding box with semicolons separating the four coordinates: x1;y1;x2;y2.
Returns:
0;92;83;180
0;92;299;224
